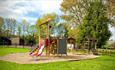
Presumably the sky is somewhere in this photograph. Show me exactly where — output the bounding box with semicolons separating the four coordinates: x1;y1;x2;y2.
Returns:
0;0;115;40
0;0;63;24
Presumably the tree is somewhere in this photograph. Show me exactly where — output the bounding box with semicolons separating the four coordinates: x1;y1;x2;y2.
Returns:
106;0;115;26
107;0;115;16
76;1;111;52
21;19;30;45
61;0;91;25
0;17;4;29
52;23;66;37
36;13;58;39
61;0;91;40
21;19;29;36
17;23;22;37
17;21;36;45
0;17;4;37
26;25;37;45
63;22;77;39
3;18;16;37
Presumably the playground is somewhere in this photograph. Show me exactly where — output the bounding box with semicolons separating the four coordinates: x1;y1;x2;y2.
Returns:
0;11;114;69
0;0;115;70
0;18;99;64
0;52;98;64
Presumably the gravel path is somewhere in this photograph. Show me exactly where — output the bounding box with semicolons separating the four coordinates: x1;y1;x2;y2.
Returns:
0;52;99;64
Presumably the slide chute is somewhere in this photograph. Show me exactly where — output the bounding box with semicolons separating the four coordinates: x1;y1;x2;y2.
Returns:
30;38;44;56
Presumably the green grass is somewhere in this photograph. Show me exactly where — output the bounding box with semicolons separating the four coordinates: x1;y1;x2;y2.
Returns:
0;47;115;70
0;46;29;56
0;55;115;70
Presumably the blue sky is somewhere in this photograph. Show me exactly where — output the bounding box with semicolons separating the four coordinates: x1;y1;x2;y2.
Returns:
0;0;115;40
0;0;63;24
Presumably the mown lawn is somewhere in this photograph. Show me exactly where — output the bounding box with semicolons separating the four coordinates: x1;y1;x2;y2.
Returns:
0;46;115;70
0;46;29;56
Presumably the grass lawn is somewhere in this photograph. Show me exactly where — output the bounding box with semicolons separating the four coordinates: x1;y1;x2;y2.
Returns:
0;46;29;56
0;46;115;70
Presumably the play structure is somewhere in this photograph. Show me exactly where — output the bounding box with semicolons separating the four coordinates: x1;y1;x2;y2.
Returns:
29;19;67;56
29;37;45;56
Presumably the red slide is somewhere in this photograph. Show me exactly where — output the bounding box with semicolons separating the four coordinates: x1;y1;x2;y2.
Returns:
30;38;44;56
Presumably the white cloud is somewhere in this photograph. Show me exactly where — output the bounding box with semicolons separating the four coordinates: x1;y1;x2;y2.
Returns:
0;0;63;25
37;0;62;14
0;0;62;18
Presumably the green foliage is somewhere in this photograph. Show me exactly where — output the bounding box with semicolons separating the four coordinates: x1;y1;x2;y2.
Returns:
36;13;59;38
107;0;115;16
61;0;90;24
62;22;77;39
103;0;115;26
0;17;4;29
21;19;29;36
61;0;93;40
0;17;4;37
76;1;111;48
0;18;17;37
25;34;36;45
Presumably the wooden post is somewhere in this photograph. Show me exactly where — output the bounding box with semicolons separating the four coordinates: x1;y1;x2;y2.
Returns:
39;18;52;56
46;24;49;56
46;23;50;56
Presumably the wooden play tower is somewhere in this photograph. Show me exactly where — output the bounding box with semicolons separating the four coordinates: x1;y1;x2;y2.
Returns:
39;18;67;56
